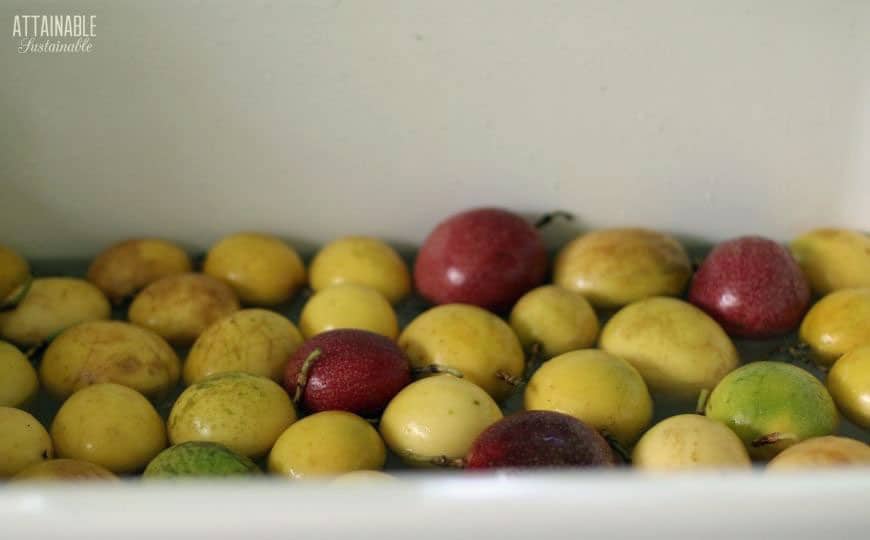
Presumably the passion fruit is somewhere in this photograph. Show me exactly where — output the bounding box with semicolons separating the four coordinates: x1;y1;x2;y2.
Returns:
144;441;260;478
767;436;870;470
705;362;839;460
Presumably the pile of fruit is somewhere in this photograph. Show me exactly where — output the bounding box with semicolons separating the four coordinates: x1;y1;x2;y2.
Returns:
1;208;869;482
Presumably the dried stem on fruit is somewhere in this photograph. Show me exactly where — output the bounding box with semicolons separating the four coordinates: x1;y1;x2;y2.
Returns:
496;370;524;387
293;348;323;403
751;432;798;448
602;431;631;465
429;455;467;468
412;364;464;378
534;211;574;229
523;342;544;379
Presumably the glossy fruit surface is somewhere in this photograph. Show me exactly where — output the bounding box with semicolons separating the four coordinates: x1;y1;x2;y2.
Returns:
466;410;617;469
128;273;239;346
509;285;599;359
790;228;870;294
0;278;110;347
284;329;411;416
144;442;261;478
553;228;691;309
766;436;870;470
826;345;870;429
0;341;38;407
41;321;180;400
799;288;870;366
268;411;386;479
524;349;652;445
689;236;810;338
87;239;192;303
632;414;751;470
599;297;738;399
379;375;502;466
184;309;303;384
309;236;410;303
399;304;524;401
299;284;398;340
414;208;548;311
705;362;839;460
0;407;52;478
51;383;165;473
168;372;296;458
204;232;306;305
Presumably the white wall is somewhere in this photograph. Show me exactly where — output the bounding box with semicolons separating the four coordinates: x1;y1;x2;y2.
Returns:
1;0;868;258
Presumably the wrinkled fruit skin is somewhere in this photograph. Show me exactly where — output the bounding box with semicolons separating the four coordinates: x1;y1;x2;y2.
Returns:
414;208;548;311
465;410;617;469
689;236;811;338
284;329;411;416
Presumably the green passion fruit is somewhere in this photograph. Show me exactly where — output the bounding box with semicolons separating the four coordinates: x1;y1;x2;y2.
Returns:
705;361;838;460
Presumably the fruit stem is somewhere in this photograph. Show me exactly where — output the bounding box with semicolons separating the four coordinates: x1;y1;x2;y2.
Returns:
774;339;817;368
751;432;798;448
431;455;467;468
496;370;525;387
534;211;574;229
602;431;631;465
0;275;32;311
412;364;464;378
695;389;710;414
292;348;322;404
403;451;466;468
523;342;545;380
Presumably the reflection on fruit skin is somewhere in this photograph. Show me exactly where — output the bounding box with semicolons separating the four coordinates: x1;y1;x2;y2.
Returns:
799;288;870;366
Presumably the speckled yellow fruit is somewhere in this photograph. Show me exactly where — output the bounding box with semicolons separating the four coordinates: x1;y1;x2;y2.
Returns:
40;321;180;400
509;285;599;359
184;309;303;384
87;239;192;304
268;411;385;479
51;383;165;473
800;288;870;366
204;232;306;306
310;236;410;304
827;345;870;429
128;273;240;346
330;470;396;484
300;284;398;340
553;228;692;309
524;350;652;445
168;372;296;458
11;459;119;482
399;304;524;401
632;414;751;470
0;278;111;347
0;407;52;478
790;229;870;295
0;341;38;408
600;297;739;399
0;244;30;307
767;436;870;470
379;375;502;466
